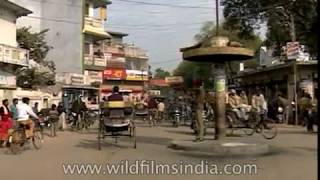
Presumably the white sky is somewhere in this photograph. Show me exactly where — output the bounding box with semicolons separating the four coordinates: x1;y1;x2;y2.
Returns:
106;0;266;72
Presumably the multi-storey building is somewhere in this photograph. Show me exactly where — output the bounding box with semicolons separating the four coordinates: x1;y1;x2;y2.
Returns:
11;0;112;74
100;34;149;98
0;0;31;100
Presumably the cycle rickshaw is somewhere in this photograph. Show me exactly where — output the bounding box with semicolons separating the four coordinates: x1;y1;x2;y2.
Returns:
98;101;136;150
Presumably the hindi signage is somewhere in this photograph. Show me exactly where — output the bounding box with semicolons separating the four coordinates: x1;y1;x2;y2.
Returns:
165;76;184;85
126;70;148;81
103;69;126;80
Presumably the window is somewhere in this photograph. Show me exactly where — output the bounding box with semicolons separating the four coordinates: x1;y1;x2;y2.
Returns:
84;43;90;55
85;3;89;16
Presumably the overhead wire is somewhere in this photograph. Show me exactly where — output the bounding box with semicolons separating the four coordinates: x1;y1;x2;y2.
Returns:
116;0;213;9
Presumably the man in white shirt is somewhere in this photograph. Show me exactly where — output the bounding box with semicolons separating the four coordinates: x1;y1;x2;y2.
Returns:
16;97;39;138
157;100;165;122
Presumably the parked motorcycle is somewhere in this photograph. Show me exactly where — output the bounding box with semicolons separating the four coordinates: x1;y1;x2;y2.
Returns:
172;107;181;127
276;107;284;123
37;112;58;137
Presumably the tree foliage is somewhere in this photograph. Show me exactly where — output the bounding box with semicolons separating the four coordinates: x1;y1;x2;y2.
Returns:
153;68;171;78
16;27;55;89
222;0;318;57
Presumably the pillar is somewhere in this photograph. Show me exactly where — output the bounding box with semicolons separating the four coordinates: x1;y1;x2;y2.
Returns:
213;63;226;140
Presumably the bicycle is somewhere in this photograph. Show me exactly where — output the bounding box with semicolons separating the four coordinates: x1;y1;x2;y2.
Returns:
8;122;43;154
227;110;278;139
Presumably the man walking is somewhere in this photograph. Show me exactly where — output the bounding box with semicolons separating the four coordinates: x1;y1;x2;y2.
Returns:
157;100;165;123
194;86;205;142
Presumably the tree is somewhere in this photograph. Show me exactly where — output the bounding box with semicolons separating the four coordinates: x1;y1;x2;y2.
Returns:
174;21;262;89
16;27;56;89
222;0;318;57
153;68;171;78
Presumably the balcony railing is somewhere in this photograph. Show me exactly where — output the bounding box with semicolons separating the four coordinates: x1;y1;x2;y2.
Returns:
124;46;148;59
84;54;107;67
104;46;125;56
0;44;29;66
84;16;103;29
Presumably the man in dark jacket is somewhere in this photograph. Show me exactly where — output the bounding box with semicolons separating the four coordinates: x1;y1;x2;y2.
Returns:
71;96;87;127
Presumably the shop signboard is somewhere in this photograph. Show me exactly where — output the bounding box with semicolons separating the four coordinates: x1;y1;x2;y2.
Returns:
165;76;184;85
126;70;148;81
0;71;16;88
103;68;126;80
286;42;300;60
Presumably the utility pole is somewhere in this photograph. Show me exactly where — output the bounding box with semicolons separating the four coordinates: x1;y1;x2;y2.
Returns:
289;12;296;42
215;0;219;36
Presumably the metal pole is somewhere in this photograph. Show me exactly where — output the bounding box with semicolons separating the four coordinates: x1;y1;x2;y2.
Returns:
215;0;219;36
289;13;296;42
213;64;226;140
294;62;298;125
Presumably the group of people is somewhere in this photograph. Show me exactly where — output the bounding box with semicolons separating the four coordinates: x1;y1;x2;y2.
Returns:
227;88;267;121
0;97;66;147
100;86;166;125
0;98;40;146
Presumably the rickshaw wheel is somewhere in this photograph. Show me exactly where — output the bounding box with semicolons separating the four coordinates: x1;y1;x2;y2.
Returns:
98;121;103;150
132;126;137;149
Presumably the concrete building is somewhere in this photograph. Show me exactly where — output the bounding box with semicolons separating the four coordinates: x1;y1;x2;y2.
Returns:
11;0;112;74
0;0;31;101
100;38;149;98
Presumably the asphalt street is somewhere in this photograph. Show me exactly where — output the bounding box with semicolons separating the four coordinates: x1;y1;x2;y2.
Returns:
0;121;317;180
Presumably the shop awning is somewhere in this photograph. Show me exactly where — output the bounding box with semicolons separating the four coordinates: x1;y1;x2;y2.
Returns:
83;27;111;40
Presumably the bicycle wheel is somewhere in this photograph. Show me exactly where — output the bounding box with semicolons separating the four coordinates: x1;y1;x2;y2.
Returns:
261;118;278;139
32;130;43;149
9;130;25;154
98;122;103;150
131;124;137;149
243;122;255;136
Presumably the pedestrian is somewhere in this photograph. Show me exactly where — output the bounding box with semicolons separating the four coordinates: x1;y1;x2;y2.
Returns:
298;92;314;132
49;104;59;136
194;86;205;142
147;96;158;126
57;102;66;130
9;98;19;123
33;102;39;115
157;99;165;123
0;99;13;147
71;96;88;127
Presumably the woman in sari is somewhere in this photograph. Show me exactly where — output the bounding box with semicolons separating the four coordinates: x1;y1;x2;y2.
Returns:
0;99;13;146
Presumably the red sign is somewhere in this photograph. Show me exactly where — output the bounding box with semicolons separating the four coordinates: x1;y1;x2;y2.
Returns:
103;69;126;80
150;79;169;87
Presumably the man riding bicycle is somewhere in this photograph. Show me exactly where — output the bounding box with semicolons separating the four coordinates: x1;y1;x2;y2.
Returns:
16;97;40;138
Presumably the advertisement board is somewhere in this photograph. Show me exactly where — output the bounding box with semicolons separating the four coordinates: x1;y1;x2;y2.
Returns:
84;70;102;84
165;76;184;84
103;69;126;80
286;42;300;60
0;72;16;88
125;70;148;81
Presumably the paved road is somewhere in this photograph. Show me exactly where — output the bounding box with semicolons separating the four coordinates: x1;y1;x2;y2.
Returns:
0;122;317;180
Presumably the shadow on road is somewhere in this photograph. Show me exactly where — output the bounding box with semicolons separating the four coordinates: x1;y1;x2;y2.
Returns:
75;135;172;150
75;139;132;150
